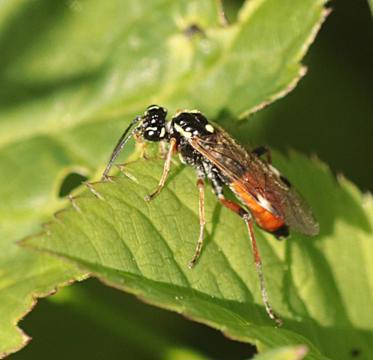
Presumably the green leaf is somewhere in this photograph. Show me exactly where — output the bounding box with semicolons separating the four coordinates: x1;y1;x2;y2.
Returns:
24;153;373;360
0;253;82;358
0;0;327;356
254;345;308;360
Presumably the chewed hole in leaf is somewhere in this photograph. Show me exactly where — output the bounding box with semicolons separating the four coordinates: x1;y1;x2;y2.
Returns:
58;172;88;197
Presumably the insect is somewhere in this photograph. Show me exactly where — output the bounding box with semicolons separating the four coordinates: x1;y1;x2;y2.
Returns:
102;105;319;326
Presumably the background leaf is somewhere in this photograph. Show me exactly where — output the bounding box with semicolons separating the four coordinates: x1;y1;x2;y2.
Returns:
244;0;373;192
254;345;308;360
0;0;327;356
368;0;373;14
25;153;373;360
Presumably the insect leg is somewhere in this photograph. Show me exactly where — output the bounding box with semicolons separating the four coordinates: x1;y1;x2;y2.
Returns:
212;184;283;326
134;133;149;159
252;145;272;164
144;137;177;201
243;215;283;326
188;175;206;269
159;140;167;159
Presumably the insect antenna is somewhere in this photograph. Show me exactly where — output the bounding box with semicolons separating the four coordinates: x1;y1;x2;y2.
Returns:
102;116;142;180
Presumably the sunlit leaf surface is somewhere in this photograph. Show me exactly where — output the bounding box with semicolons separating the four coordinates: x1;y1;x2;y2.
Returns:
26;154;373;360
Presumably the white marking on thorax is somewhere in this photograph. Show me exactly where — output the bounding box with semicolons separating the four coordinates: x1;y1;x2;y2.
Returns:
205;124;214;133
174;123;192;138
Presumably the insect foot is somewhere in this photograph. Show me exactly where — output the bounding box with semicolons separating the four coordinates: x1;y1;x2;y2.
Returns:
144;194;152;202
85;182;104;200
187;259;196;269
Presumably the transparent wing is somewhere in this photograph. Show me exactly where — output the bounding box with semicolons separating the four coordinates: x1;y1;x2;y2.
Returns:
189;128;319;235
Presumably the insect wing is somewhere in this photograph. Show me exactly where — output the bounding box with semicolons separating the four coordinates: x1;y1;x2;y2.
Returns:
264;176;319;236
189;128;319;236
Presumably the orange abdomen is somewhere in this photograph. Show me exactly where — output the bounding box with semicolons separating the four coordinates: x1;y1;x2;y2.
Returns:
231;181;285;233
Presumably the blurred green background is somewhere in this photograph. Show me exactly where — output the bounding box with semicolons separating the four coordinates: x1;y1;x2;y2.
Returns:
12;0;373;359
